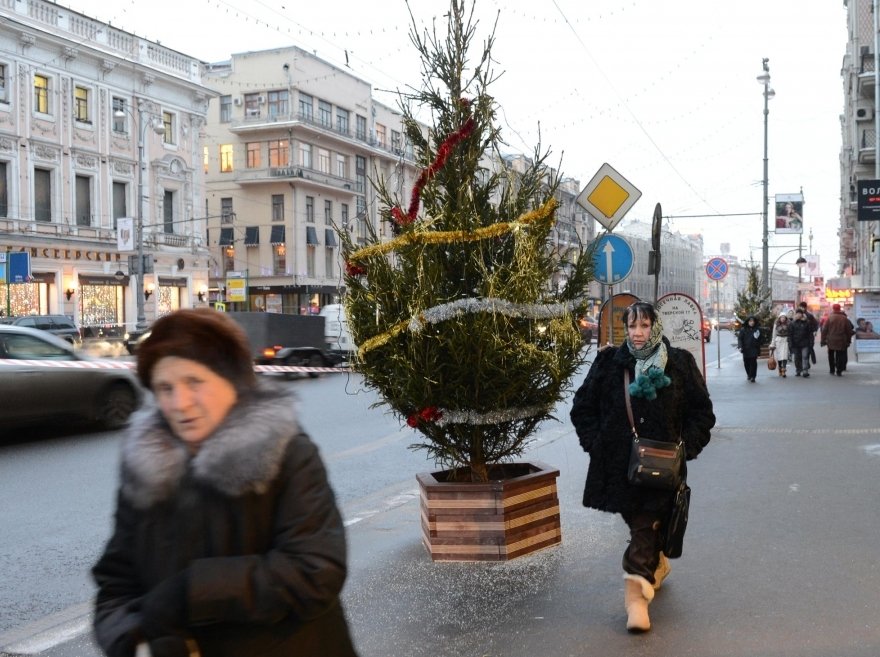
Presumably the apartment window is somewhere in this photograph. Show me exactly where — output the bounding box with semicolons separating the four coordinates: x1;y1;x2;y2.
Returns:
74;86;89;123
267;90;288;119
305;196;314;223
203;146;209;174
325;249;335;279
34;74;49;114
0;64;7;103
318;99;332;127
306;246;315;277
356;114;367;140
299;143;312;169
324;200;332;225
221;197;234;224
336;154;346;179
219;95;232;123
355;155;366;194
375;123;386;147
272;194;284;222
268;139;289;167
75;175;91;226
163;189;175;233
34;168;51;221
111;97;127;133
246;142;261;168
391;129;402;153
273;244;286;275
336;108;349;134
341;203;349;230
220;144;234;173
162;111;175;144
299;93;313;121
0;162;7;216
316;148;330;174
112;181;126;229
244;93;260;118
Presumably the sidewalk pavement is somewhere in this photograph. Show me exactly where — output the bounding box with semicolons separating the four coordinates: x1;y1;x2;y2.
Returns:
341;344;880;657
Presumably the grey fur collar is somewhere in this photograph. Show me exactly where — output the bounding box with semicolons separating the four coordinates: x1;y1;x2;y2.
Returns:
120;381;301;509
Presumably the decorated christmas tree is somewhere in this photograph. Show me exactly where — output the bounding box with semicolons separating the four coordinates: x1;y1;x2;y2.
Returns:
340;0;595;483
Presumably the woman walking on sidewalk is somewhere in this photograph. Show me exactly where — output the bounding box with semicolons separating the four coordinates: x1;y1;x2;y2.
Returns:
570;302;715;633
770;313;792;378
737;315;762;382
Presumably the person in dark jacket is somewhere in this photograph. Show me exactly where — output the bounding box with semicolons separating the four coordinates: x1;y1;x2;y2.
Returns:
570;302;715;633
737;315;762;382
92;308;358;657
821;303;855;376
788;310;814;377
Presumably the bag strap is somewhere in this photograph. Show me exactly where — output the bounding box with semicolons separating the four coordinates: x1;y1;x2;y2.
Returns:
623;369;638;438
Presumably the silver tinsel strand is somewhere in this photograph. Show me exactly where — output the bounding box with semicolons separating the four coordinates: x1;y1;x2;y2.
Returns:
408;295;590;333
433;404;549;427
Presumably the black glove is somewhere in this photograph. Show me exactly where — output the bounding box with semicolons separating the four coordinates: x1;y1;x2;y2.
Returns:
148;636;199;657
140;572;189;640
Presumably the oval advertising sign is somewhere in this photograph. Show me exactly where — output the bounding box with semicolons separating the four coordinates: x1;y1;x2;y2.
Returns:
656;292;706;379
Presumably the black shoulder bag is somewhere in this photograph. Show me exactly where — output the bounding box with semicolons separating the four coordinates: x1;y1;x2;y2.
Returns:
623;369;690;558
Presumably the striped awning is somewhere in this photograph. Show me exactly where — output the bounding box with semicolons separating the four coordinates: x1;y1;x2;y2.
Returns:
270;225;286;245
325;228;337;247
245;226;259;246
218;228;233;246
306;226;318;245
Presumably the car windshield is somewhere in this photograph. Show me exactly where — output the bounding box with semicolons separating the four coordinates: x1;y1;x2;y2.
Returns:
0;333;73;360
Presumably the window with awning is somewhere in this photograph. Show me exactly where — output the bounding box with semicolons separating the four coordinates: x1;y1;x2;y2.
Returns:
245;226;259;247
219;227;233;246
270;225;286;245
325;228;337;247
306;226;319;245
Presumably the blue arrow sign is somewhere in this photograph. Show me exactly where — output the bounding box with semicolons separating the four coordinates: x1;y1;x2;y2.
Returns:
592;234;634;285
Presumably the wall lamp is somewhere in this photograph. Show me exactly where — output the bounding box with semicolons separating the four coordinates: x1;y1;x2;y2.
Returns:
65;287;76;301
144;283;155;301
197;285;208;302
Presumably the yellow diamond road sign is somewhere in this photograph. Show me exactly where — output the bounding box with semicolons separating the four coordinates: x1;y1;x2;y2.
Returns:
576;163;642;232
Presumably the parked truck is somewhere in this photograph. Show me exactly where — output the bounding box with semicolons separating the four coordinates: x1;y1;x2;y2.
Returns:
318;304;355;360
226;312;344;378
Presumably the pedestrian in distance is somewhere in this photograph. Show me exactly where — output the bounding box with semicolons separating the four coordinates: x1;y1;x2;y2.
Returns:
789;310;814;377
770;313;792;378
92;308;358;657
737;315;762;382
570;302;715;633
821;303;855;376
794;301;818;371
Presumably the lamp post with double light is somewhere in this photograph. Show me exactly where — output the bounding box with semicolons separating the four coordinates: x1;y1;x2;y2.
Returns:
769;248;807;307
757;58;775;303
114;101;164;329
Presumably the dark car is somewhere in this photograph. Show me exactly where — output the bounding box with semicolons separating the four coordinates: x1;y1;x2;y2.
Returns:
255;345;344;379
123;328;151;354
578;314;598;343
701;317;711;343
0;314;82;345
0;325;142;430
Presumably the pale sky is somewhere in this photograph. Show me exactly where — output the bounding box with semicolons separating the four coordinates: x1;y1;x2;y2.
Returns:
61;0;847;279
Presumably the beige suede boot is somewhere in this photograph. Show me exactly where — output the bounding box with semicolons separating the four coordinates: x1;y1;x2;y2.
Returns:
652;552;671;590
623;574;654;632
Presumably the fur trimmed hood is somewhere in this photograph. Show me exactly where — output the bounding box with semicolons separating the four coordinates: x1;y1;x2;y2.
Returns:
120;381;301;509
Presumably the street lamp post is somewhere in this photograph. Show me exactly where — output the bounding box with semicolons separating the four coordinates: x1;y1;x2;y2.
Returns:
757;58;775;304
768;248;807;306
115;101;164;329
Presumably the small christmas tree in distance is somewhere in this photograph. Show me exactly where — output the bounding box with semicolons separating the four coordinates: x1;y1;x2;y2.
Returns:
734;262;774;344
341;0;595;483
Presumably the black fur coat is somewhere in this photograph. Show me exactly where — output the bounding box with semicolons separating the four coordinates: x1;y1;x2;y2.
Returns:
92;381;357;657
570;340;715;516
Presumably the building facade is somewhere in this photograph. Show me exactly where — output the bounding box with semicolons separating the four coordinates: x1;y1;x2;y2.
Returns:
201;46;426;314
0;0;213;334
841;0;880;290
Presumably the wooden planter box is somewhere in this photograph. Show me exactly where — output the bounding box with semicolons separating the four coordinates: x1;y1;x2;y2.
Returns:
417;460;562;562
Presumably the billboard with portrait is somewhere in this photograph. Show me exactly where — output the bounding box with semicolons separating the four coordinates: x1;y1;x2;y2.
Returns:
774;193;804;234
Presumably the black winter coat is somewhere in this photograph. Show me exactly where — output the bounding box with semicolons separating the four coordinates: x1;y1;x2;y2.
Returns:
570;340;715;516
92;382;357;657
788;318;813;349
737;321;762;358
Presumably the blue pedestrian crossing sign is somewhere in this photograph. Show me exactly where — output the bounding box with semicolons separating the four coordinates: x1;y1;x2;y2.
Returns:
705;257;729;281
593;234;634;286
